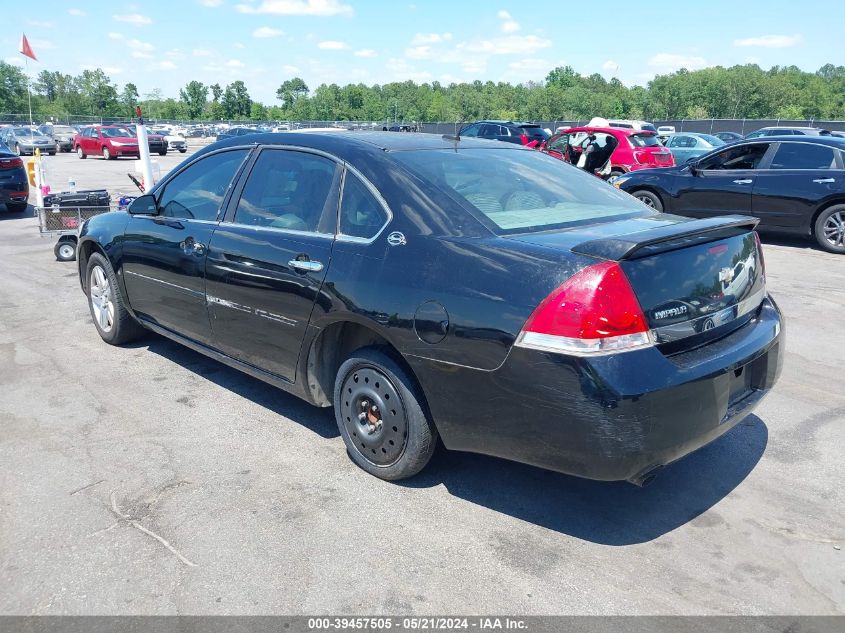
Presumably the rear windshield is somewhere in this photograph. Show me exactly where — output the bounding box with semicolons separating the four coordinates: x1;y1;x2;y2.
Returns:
13;128;43;136
698;134;726;146
394;148;643;234
519;125;550;140
629;133;661;147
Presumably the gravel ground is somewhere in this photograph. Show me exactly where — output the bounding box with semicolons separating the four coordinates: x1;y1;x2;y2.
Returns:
0;148;843;615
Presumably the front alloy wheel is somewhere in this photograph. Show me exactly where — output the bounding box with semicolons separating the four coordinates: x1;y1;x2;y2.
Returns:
89;264;114;333
815;205;845;254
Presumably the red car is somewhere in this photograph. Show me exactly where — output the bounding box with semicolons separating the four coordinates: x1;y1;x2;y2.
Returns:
540;126;674;179
74;125;141;160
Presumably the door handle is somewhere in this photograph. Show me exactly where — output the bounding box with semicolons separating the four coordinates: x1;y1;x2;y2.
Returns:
192;242;205;255
288;259;323;273
733;179;753;185
813;178;835;184
179;238;205;255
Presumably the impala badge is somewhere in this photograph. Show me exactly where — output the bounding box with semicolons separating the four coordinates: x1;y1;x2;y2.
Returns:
387;231;407;246
719;267;734;284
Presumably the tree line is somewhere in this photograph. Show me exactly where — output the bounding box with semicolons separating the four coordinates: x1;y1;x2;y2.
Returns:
1;61;843;123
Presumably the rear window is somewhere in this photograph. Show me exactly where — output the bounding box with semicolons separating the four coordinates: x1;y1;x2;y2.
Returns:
519;125;550;140
393;148;643;234
629;133;661;147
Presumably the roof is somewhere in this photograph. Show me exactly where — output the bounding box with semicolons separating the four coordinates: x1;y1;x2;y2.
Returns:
209;131;529;153
558;126;654;136
741;135;845;147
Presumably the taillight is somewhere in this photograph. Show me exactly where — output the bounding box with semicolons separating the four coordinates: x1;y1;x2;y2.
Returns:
0;157;23;170
516;261;653;355
634;151;654;165
754;231;766;284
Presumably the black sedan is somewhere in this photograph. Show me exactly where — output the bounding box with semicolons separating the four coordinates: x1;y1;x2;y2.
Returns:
77;132;783;484
0;142;30;212
615;136;845;253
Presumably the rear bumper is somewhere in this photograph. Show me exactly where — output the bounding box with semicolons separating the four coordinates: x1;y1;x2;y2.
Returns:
0;177;30;203
408;296;783;482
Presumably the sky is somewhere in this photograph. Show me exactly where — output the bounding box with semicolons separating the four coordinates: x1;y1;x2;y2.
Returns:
4;0;845;105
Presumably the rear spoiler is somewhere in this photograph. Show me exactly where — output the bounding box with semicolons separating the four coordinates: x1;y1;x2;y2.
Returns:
572;215;760;261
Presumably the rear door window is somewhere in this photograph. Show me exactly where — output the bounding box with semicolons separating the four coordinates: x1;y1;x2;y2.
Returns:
339;172;389;239
769;143;836;170
233;149;340;232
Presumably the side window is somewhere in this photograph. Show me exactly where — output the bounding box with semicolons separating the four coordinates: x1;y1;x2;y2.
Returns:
478;124;496;137
339;172;389;239
460;124;481;137
548;134;569;151
233;149;339;232
699;143;769;170
158;149;248;221
770;143;836;170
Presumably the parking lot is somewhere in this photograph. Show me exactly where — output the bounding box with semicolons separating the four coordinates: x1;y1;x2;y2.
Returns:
0;146;843;616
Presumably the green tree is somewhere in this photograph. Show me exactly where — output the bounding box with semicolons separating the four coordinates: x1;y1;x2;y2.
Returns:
0;61;30;113
221;80;251;118
179;80;208;119
120;82;139;113
276;77;309;109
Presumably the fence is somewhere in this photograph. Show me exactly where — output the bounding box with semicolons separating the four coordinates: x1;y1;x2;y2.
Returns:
3;114;843;135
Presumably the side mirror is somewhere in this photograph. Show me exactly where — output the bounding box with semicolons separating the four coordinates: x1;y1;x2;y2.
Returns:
127;194;157;215
686;158;700;174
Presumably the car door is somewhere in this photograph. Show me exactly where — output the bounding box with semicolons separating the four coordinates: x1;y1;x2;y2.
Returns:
121;148;251;344
672;142;773;219
204;147;341;382
751;141;843;230
83;127;97;154
668;135;695;164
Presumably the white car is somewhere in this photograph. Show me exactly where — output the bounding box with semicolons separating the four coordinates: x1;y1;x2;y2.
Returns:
159;130;187;153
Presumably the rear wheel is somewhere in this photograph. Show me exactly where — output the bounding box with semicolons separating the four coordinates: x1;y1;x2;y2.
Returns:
102;146;111;160
334;347;437;480
178;149;186;153
48;151;56;156
631;189;664;212
77;146;86;159
159;150;167;156
814;204;845;254
86;252;145;345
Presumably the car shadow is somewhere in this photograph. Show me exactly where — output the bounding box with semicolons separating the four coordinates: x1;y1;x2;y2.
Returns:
0;203;34;220
403;415;768;545
128;334;339;439
758;233;818;252
127;332;767;545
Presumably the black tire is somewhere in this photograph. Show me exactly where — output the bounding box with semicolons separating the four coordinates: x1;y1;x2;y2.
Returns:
76;146;86;159
54;239;77;262
85;252;145;345
6;201;27;213
334;347;437;480
48;151;56;156
631;189;664;212
814;204;845;254
178;149;186;153
159;150;167;156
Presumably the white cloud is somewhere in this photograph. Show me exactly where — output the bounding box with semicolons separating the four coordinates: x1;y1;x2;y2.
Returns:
497;10;519;33
68;8;85;16
745;56;761;65
458;34;551;56
108;32;122;40
354;49;377;58
131;51;153;59
193;48;213;56
318;40;348;49
27;39;54;50
734;34;803;48
26;19;53;28
80;64;123;75
647;53;707;70
198;0;224;5
236;0;352;16
127;39;154;51
233;42;246;49
405;45;432;59
224;59;245;68
282;64;300;73
253;26;285;38
602;60;618;71
5;57;24;67
157;60;177;70
508;58;548;71
411;32;452;45
113;13;152;26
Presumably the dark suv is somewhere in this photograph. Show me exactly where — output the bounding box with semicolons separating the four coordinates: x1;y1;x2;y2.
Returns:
745;127;831;138
459;120;550;146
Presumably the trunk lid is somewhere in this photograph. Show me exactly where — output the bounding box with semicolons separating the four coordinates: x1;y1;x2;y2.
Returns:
512;214;766;353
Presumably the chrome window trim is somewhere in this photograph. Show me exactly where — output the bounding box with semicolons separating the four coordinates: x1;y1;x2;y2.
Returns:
218;222;336;240
335;162;394;245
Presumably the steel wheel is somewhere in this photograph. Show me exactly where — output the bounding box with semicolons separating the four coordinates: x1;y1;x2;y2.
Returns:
102;146;111;160
89;264;115;333
637;194;656;207
339;365;408;467
822;211;845;248
57;242;76;261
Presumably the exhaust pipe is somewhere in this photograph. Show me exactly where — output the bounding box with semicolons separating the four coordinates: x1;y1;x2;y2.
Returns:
628;466;662;487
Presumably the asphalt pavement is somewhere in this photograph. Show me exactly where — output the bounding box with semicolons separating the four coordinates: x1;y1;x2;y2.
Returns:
0;148;843;615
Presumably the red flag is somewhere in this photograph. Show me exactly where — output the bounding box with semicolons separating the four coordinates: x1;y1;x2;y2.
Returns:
19;33;37;61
